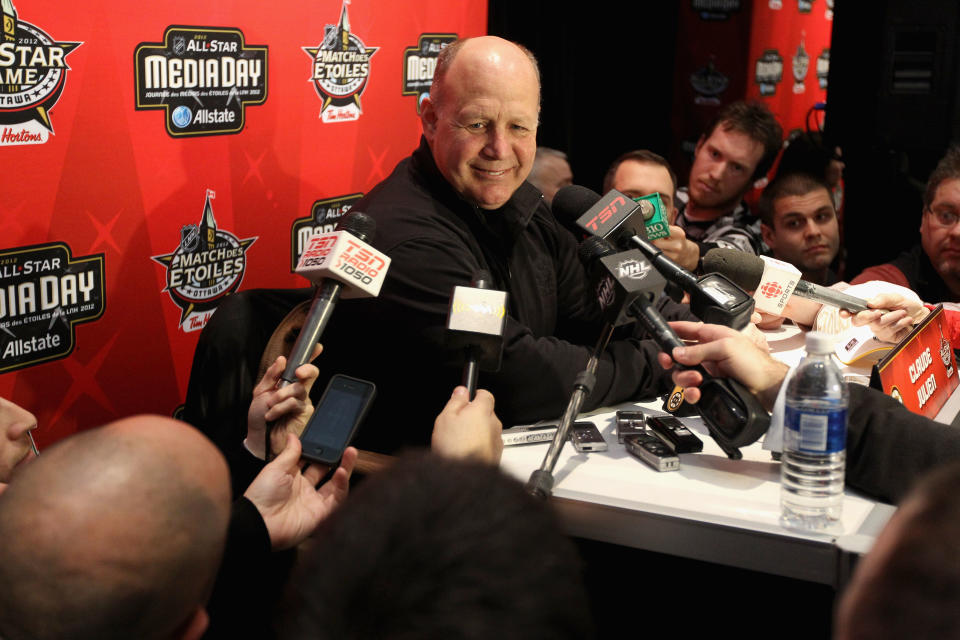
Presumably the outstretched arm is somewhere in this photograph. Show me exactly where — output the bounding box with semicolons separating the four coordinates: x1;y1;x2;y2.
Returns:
655;321;789;411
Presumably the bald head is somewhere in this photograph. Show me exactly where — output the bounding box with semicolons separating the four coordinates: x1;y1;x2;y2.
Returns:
0;415;231;640
422;37;541;210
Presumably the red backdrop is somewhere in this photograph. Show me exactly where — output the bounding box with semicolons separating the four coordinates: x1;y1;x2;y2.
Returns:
0;0;486;447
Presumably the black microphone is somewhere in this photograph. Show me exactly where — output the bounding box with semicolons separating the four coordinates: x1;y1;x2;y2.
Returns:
445;271;508;400
553;185;755;329
582;238;770;459
702;248;872;314
279;211;391;386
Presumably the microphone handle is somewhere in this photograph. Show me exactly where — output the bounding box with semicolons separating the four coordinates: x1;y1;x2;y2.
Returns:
792;280;870;313
462;354;480;400
279;279;343;387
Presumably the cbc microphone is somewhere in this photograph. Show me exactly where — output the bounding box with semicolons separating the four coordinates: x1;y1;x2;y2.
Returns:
279;211;391;386
445;271;508;400
552;185;755;329
702;249;871;314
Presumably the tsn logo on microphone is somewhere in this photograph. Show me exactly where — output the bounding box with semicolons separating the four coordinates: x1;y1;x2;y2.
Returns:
296;231;390;297
581;194;630;234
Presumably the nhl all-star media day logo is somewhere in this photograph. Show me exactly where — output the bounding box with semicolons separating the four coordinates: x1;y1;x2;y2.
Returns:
303;1;378;123
289;193;363;271
134;25;267;137
402;33;456;114
0;242;105;373
0;0;81;146
151;190;257;333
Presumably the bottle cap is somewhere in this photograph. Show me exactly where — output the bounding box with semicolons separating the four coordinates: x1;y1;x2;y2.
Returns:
805;331;836;355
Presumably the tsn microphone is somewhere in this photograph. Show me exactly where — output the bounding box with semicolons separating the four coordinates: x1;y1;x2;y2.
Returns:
279;211;391;386
702;248;872;314
445;271;508;400
553;185;755;329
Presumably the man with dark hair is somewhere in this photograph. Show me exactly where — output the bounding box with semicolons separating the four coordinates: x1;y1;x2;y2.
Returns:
757;172;840;285
853;146;960;302
664;101;784;272
603;149;679;219
529;147;573;205
0;416;232;640
281;452;593;640
835;461;960;639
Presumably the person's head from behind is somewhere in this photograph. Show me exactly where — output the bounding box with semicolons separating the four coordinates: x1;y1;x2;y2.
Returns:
528;147;573;205
603;149;679;222
687;101;783;213
920;145;960;288
0;397;38;484
835;462;960;639
758;172;839;283
420;36;541;210
282;452;592;640
0;415;231;640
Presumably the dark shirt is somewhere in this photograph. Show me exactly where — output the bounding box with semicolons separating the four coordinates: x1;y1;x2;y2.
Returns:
320;137;673;450
852;244;960;303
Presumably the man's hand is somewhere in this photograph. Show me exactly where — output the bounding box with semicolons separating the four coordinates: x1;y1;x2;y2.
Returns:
432;386;503;464
246;350;321;460
656;321;789;411
652;225;700;272
244;432;357;550
844;293;929;344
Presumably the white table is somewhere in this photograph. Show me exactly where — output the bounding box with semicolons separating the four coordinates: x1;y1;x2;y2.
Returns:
500;322;898;589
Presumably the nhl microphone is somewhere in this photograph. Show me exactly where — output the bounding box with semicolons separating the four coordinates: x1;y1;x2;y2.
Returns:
279;211;391;386
702;248;872;314
445;271;508;400
553;185;755;329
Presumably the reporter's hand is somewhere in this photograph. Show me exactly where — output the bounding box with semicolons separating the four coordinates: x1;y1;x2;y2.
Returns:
652;225;700;272
432;386;503;464
656;321;789;411
844;293;929;344
244;432;357;550
246;349;321;460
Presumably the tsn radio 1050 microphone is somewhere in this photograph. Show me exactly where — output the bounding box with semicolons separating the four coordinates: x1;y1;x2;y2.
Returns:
552;185;755;329
279;211;391;387
445;271;508;400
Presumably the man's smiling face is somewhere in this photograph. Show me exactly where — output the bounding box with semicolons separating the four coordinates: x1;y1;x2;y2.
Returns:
421;38;540;210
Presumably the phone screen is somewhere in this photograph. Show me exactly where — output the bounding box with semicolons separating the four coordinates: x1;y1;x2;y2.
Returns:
300;375;376;464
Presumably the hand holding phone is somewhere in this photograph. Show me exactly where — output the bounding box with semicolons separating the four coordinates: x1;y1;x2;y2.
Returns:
300;374;376;465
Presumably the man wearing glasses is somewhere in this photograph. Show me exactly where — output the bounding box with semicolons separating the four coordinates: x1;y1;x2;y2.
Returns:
853;146;960;302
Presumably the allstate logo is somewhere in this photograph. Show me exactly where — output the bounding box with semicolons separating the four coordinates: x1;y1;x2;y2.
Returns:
172;105;192;128
759;281;783;299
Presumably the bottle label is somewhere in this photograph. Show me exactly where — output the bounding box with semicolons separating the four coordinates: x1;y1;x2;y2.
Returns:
784;406;847;453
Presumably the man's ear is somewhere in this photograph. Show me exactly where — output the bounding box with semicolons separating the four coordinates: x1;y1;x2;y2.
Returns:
420;96;438;141
761;222;776;251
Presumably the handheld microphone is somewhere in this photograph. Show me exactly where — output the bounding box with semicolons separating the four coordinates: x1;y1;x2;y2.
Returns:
445;271;508;400
553;185;755;329
279;211;391;386
583;238;770;459
702;248;872;314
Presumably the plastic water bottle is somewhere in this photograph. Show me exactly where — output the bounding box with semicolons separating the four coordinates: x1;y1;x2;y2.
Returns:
780;331;848;532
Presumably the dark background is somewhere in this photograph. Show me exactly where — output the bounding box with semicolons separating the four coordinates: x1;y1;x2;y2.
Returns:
490;0;960;278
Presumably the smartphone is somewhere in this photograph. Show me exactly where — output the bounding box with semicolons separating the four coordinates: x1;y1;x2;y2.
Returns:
571;421;607;453
299;374;376;465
